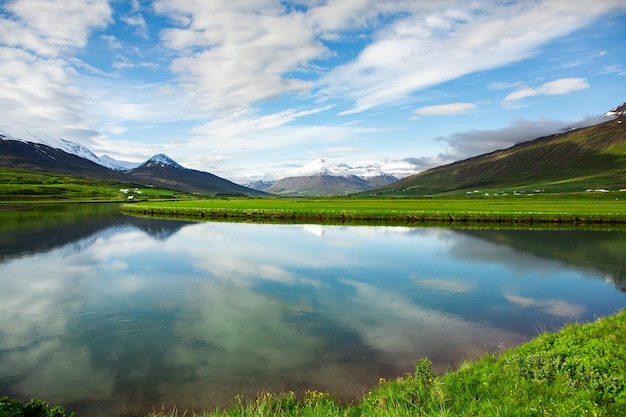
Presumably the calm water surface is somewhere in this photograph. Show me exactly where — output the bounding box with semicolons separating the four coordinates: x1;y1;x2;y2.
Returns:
1;203;625;416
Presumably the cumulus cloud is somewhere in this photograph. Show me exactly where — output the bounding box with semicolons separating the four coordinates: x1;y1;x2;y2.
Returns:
0;47;88;135
0;0;112;139
0;0;112;57
504;78;590;102
154;0;328;113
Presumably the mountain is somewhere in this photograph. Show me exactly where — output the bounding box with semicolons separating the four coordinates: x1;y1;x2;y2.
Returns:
264;173;397;196
374;112;626;196
285;158;396;178
0;130;264;196
127;154;264;195
97;155;141;171
245;180;276;191
0;135;129;181
0;125;142;172
251;158;398;196
604;101;626;117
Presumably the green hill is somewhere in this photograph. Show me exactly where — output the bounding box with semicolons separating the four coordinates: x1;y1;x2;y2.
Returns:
376;116;626;196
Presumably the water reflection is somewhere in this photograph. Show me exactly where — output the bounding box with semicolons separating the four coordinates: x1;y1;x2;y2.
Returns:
0;205;624;416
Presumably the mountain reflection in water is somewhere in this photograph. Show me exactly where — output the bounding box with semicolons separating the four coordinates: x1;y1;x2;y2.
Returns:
1;204;624;417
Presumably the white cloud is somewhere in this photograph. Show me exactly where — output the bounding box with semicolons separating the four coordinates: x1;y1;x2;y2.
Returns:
0;0;112;57
102;34;121;49
0;0;624;181
324;0;623;115
0;47;87;133
504;87;539;101
189;105;335;143
413;102;477;117
504;78;590;102
600;64;626;76
0;0;113;138
154;0;329;113
121;2;148;39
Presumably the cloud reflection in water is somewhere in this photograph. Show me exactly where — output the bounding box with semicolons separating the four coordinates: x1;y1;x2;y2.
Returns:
1;220;624;415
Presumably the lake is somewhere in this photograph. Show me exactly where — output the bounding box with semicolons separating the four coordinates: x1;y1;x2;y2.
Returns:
1;203;625;416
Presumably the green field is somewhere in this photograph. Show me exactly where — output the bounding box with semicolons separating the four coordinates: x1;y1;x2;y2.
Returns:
121;192;626;225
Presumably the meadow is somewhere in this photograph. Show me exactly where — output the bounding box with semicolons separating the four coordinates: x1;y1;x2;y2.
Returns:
121;192;626;225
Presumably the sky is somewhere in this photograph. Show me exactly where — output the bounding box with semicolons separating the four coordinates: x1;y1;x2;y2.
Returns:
1;0;625;183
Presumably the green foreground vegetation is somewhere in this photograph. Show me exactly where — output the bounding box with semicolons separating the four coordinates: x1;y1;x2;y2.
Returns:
2;310;624;417
121;192;626;225
0;167;196;202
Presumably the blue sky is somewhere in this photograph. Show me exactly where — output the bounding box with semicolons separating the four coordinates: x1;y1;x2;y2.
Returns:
1;0;625;182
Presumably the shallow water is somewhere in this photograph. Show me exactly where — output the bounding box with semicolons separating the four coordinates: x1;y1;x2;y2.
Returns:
1;204;625;416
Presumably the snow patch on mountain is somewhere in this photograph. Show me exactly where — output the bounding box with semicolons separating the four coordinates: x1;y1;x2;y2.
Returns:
0;125;100;163
144;154;183;169
285;158;393;179
98;155;141;171
604;102;626;117
0;125;142;171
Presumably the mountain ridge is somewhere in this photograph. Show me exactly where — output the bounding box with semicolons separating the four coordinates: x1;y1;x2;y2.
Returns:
0;132;264;196
246;158;399;195
261;173;397;196
0;125;137;171
2;101;624;197
374;112;626;196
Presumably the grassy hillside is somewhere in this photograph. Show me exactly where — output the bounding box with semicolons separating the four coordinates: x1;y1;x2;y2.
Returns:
0;167;194;202
376;116;626;196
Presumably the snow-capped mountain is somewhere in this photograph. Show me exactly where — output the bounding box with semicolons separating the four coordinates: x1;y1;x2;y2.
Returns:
284;158;394;179
0;125;138;171
0;125;101;163
244;180;276;191
143;154;184;169
98;155;141;171
254;158;398;196
0;126;265;196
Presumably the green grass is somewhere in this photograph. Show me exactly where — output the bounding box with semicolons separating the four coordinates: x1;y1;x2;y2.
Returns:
121;193;626;225
0;397;75;417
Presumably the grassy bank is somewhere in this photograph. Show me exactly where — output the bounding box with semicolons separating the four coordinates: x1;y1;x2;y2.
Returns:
121;193;626;225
